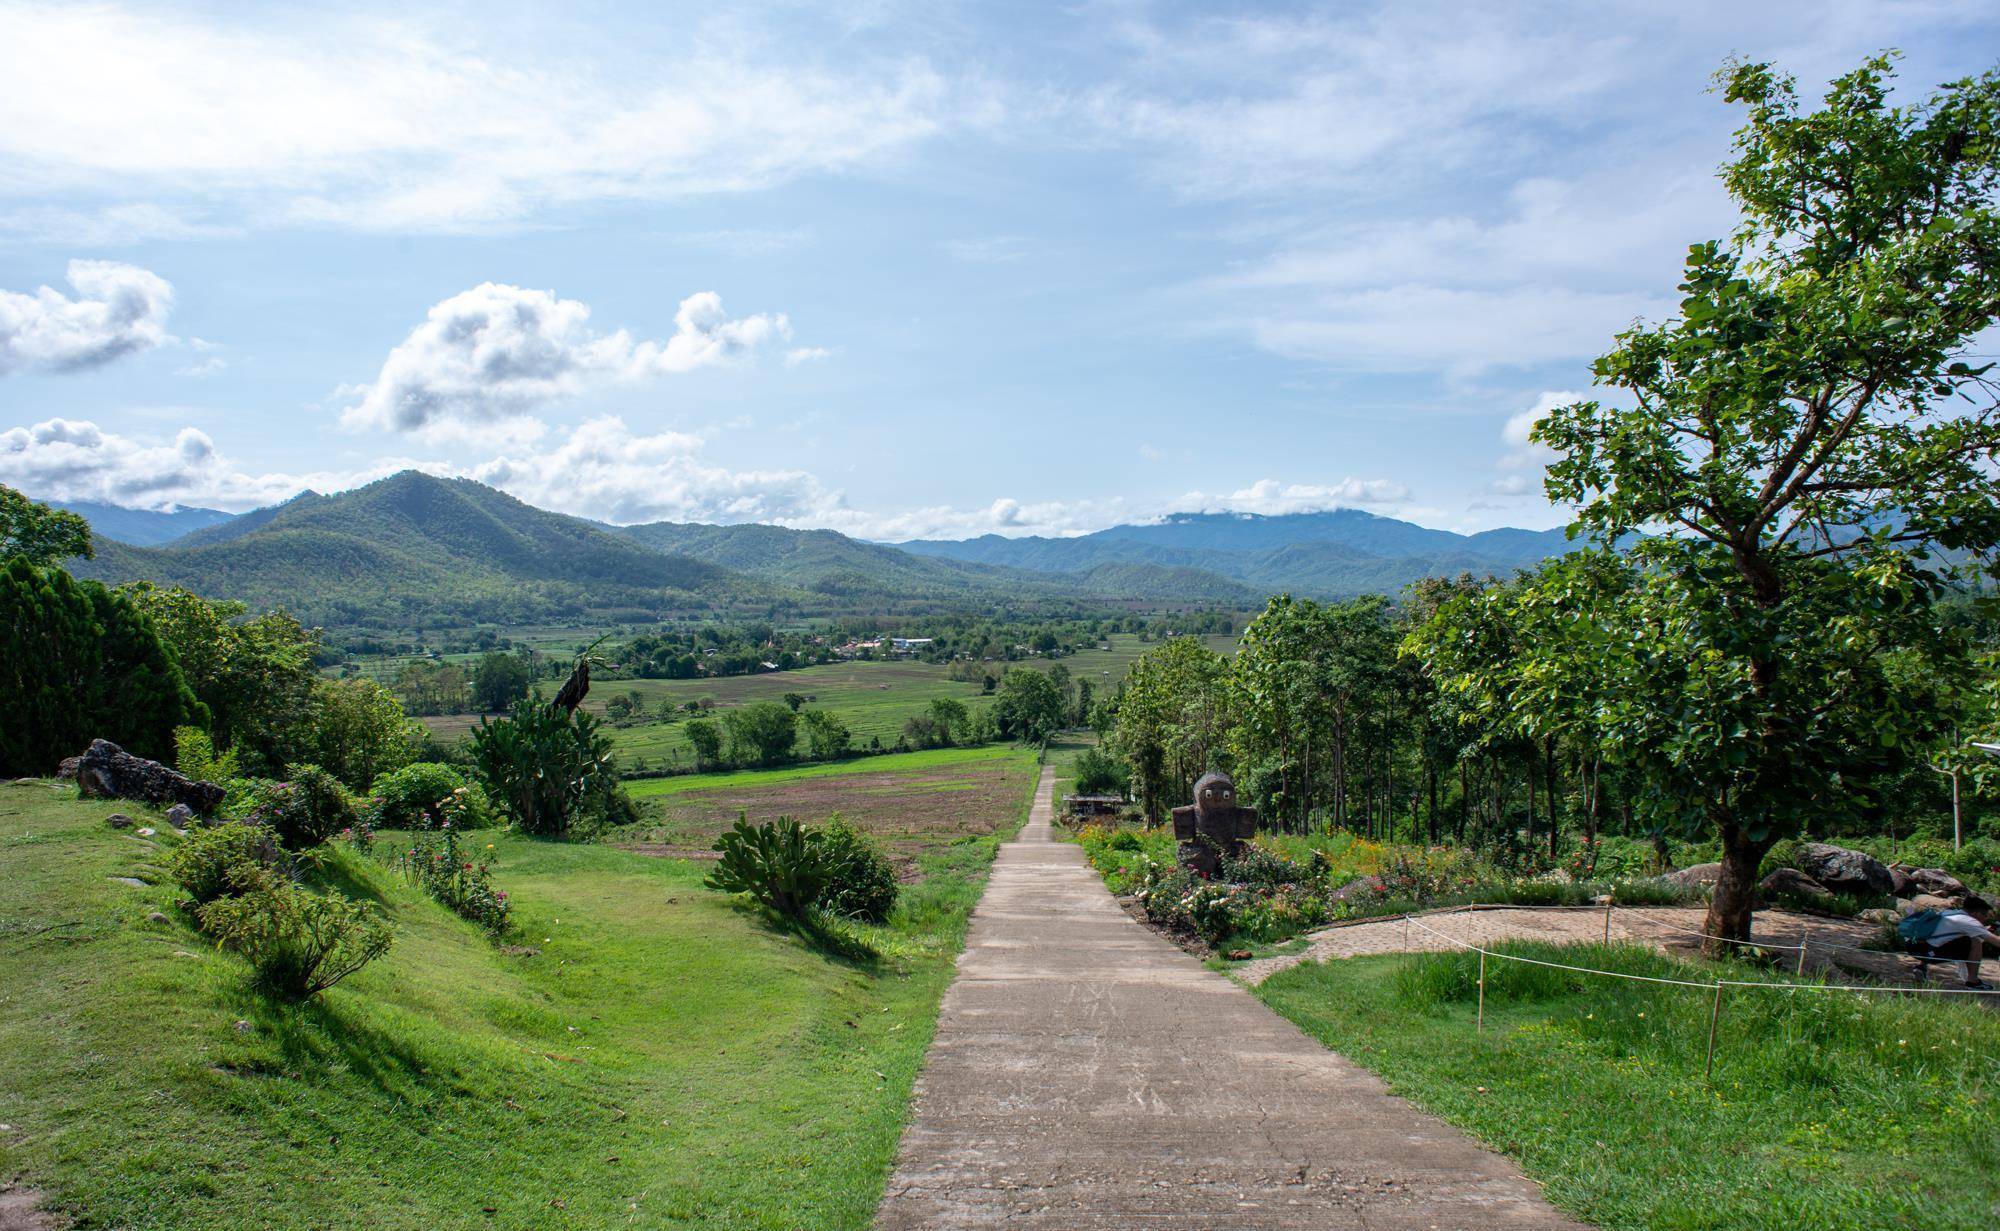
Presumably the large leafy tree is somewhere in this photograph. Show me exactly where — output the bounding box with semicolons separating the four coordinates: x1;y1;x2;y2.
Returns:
1109;637;1232;821
0;558;200;774
0;484;92;566
992;667;1069;746
1532;55;2000;951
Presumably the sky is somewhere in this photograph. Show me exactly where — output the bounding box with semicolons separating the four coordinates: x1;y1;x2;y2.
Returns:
1;1;1995;541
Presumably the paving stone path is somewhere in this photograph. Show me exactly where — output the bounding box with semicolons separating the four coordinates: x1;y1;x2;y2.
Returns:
874;768;1590;1230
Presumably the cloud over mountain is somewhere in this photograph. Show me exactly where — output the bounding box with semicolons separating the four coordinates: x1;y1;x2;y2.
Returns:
0;260;173;373
340;283;792;436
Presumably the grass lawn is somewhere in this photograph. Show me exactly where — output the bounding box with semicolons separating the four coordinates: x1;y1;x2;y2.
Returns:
1258;941;2000;1231
0;769;1034;1230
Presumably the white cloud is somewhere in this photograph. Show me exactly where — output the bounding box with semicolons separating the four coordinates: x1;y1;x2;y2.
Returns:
0;417;394;510
783;346;832;368
1500;389;1586;470
341;282;792;435
1183;477;1412;516
0;5;957;233
942;235;1030;263
0;260;173;374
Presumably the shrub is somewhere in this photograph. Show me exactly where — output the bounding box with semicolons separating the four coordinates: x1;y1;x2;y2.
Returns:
197;882;393;1000
706;815;832;922
243;763;358;850
174;725;239;784
817;816;898;924
399;828;510;934
1109;829;1144;852
1071;747;1130;797
166;822;282;906
1220;844;1315;890
471;699;617;836
308;676;418;791
1945;837;2000;894
369;762;494;830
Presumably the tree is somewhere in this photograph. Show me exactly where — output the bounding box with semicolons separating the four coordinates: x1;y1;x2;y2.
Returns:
0;484;91;565
724;701;798;766
121;583;320;774
799;708;852;760
684;718;724;770
471;651;534;712
308;677;418;792
1530;55;2000;952
992;667;1067;745
1109;638;1231;820
0;558;199;774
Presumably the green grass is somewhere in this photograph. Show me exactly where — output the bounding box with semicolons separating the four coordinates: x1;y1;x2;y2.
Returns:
1259;942;2000;1230
0;774;1033;1229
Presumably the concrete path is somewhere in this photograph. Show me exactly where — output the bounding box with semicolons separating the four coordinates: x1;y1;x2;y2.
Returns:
874;768;1589;1230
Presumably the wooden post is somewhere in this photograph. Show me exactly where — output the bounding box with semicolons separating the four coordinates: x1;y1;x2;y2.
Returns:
1797;925;1811;976
1705;982;1725;1079
1476;950;1487;1035
1603;902;1613;945
1403;914;1410;949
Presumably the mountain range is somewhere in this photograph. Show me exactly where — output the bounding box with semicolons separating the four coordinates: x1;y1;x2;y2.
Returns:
60;472;1578;632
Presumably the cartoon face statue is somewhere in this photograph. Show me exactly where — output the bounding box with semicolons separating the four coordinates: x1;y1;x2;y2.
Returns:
1194;772;1236;815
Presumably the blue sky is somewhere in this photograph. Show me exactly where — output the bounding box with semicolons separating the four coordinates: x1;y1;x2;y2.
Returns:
1;1;1994;539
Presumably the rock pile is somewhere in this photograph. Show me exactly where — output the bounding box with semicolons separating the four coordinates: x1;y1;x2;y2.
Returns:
70;740;223;816
1750;840;1994;918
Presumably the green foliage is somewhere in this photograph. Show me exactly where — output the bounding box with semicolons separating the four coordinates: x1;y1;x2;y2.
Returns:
174;725;240;784
0;558;200;774
470;698;617;836
397;828;510;934
992;666;1069;745
683;717;724;770
165;822;281;907
798;707;851;760
121;583;320;776
307;676;417;792
368;761;494;830
1070;746;1129;798
0;483;91;565
1107;635;1232;821
723;700;798;766
705;815;833;922
470;650;535;712
248;764;360;850
196;881;393;1000
816;816;899;924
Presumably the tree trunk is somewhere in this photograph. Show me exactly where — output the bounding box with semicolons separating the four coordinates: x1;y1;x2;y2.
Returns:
1702;818;1771;957
1427;758;1438;845
1544;736;1560;859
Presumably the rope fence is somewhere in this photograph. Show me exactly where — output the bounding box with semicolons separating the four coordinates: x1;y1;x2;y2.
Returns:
1395;912;2000;1081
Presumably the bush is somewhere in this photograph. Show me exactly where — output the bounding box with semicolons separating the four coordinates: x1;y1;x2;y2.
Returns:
174;725;239;784
1071;746;1130;797
471;699;617;836
1220;844;1315;890
399;828;510;934
1109;829;1144;852
369;762;495;830
817;816;898;924
242;763;358;850
197;882;393;1000
166;822;282;906
706;815;832;922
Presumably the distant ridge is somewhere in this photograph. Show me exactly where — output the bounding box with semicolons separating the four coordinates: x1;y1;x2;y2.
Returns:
54;499;237;547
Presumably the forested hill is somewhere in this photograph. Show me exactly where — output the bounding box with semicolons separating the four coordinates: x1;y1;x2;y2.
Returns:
898;509;1579;596
50;499;236;547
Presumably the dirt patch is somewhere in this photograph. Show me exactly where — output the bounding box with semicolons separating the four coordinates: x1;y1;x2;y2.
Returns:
618;758;1034;874
0;1187;67;1231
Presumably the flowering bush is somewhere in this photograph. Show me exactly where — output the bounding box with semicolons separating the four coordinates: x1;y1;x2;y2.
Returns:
369;762;497;830
399;828;511;934
231;764;358;850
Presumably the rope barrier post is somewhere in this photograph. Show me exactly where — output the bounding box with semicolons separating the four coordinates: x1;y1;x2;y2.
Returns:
1705;982;1725;1080
1797;924;1811;977
1403;913;1410;950
1476;949;1487;1035
1603;902;1612;945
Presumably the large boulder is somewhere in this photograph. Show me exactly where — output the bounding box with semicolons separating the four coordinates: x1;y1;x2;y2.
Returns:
72;740;223;816
1794;843;1894;897
1759;867;1831;904
1888;865;1917;898
1661;862;1722;889
1909;868;1968;904
1910;893;1955;913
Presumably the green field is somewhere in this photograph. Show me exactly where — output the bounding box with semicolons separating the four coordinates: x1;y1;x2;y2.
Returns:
409;632;1237;771
1259;943;2000;1230
0;759;1037;1230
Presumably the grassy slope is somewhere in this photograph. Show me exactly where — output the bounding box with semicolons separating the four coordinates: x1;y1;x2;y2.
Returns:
626;744;1026;800
1258;943;2000;1231
0;770;1035;1230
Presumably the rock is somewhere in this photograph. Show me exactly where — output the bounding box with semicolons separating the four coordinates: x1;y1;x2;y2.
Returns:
104;813;134;829
1794;843;1895;896
1759;867;1831;903
1909;868;1967;903
107;876;147;888
1968;892;2000;916
1910;893;1954;913
56;756;79;780
1896;897;1917;916
72;740;223;815
1661;862;1722;889
1330;876;1380;903
1888;865;1916;897
233;1020;253;1033
165;803;194;829
146;911;172;925
134;827;156;838
1859;908;1900;925
1225;949;1253;961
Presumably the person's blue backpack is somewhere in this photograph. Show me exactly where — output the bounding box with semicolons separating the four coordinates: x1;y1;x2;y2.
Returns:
1898;908;1947;948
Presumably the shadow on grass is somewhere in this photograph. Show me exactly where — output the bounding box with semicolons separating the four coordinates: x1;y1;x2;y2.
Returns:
226;984;468;1103
723;898;882;971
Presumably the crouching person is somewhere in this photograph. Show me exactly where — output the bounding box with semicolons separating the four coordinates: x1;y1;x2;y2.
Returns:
1903;896;2000;990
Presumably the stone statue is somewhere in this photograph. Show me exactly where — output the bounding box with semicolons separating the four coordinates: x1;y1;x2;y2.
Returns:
1172;770;1257;877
